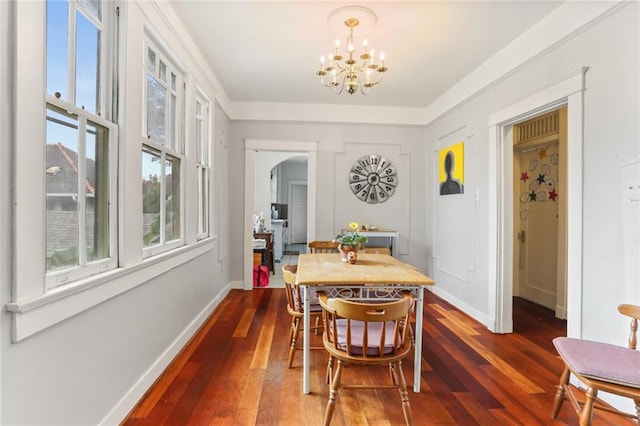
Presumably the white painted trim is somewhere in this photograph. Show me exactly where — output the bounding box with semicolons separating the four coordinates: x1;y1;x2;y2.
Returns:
427;1;622;126
429;287;493;330
7;239;216;341
487;68;586;335
99;282;231;425
231;102;427;126
243;138;317;290
0;0;13;421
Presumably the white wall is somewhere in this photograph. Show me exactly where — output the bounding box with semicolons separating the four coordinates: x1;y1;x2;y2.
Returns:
229;122;429;279
427;2;639;344
1;1;232;424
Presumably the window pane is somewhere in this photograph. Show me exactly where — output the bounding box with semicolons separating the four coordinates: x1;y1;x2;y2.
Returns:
86;121;109;262
147;47;156;73
76;11;100;114
78;0;101;21
47;0;69;99
46;106;80;272
195;115;202;162
171;72;176;91
159;60;167;83
146;75;166;143
170;94;176;151
142;148;161;247
197;167;207;235
165;155;181;241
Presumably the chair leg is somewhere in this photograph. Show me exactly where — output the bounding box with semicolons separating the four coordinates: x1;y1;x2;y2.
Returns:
324;360;343;426
579;386;597;426
326;355;334;385
288;317;301;369
391;360;413;426
551;365;570;419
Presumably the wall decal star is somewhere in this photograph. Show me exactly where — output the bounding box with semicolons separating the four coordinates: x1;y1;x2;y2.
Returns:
520;172;529;182
529;191;537;201
536;173;545;184
538;147;547;159
549;189;558;201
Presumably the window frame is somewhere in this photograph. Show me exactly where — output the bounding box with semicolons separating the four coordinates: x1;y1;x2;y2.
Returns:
142;37;186;258
44;0;119;288
195;88;211;240
44;96;118;289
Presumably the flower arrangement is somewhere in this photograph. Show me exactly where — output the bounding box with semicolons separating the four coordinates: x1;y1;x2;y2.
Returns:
334;222;368;249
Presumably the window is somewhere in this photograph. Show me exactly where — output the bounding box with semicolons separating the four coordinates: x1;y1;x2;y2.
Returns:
45;0;117;287
143;40;184;256
195;90;211;239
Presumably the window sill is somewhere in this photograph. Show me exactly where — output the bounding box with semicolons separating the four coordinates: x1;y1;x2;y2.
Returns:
5;237;216;342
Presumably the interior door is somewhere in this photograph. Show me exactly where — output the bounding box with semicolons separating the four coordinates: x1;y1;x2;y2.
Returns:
290;183;307;244
515;141;559;310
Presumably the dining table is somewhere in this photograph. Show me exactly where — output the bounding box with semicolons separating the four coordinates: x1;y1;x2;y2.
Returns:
295;252;435;394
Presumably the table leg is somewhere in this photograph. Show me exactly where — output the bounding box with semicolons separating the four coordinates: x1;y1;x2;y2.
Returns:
413;286;424;393
302;285;310;394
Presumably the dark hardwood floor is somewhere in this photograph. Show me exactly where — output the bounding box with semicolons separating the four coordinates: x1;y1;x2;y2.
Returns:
122;290;630;425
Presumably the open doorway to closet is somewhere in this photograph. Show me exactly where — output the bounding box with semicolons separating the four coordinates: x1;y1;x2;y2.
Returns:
512;108;568;320
488;68;586;336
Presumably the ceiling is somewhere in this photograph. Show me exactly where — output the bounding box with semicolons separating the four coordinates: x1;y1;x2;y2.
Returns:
169;1;564;109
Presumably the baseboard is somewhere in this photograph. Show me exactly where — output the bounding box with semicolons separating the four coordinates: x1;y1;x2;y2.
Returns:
427;287;494;331
99;283;232;425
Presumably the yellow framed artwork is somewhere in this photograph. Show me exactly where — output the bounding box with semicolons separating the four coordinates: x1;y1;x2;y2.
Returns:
439;142;464;195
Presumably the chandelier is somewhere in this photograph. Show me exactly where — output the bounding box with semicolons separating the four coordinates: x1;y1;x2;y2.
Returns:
316;7;388;95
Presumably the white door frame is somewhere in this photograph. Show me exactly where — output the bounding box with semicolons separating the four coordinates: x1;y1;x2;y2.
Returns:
488;68;586;337
244;139;318;290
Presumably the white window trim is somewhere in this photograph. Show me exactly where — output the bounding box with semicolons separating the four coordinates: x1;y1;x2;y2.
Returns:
142;36;186;258
195;87;211;240
7;0;219;343
44;96;119;289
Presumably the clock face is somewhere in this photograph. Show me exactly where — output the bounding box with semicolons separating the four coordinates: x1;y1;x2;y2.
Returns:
349;154;398;204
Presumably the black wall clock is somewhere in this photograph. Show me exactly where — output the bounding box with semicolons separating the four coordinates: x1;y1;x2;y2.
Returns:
349;154;398;204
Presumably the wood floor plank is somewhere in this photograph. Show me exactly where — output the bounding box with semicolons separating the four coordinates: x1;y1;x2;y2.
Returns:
122;291;635;425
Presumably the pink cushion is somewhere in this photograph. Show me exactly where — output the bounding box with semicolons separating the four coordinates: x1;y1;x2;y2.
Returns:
553;337;640;388
335;319;398;356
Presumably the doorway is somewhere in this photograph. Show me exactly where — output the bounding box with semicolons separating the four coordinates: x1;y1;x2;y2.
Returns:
487;67;586;336
512;108;567;318
243;138;318;290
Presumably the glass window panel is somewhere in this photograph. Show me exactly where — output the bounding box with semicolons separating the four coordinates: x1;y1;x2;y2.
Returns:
142;148;162;247
146;75;166;143
46;106;80;272
165;155;181;242
85;121;109;262
47;0;69;99
76;11;100;114
159;60;167;83
78;0;101;21
196;100;202;116
171;72;176;91
197;167;207;235
196;116;202;162
170;94;176;151
165;155;180;241
147;47;156;73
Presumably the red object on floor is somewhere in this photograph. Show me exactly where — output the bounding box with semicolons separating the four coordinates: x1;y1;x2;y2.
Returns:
253;265;269;287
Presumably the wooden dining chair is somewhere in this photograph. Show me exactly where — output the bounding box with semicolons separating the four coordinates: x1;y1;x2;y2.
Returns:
551;303;640;425
282;264;323;368
317;291;414;425
308;240;339;253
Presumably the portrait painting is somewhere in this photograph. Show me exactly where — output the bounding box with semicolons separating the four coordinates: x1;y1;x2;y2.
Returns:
439;142;464;195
